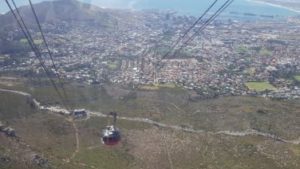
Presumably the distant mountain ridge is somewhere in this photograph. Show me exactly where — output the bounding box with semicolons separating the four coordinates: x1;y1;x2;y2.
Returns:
0;0;134;28
0;0;123;53
0;0;157;54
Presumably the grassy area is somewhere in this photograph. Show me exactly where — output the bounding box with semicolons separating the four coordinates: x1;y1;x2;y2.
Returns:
244;67;256;76
0;93;38;120
139;85;160;90
294;75;300;82
0;76;22;87
0;91;141;169
20;38;43;45
1;79;300;138
259;48;272;57
74;148;134;169
245;81;277;92
107;60;120;70
139;83;177;90
0;92;75;168
34;39;43;45
19;38;28;44
236;45;248;54
0;55;8;60
157;83;177;88
290;145;300;156
2;79;300;139
1;79;300;169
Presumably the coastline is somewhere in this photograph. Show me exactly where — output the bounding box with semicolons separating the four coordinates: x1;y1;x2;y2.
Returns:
248;0;300;14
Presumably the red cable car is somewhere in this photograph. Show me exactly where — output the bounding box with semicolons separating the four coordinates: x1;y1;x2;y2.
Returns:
101;112;121;146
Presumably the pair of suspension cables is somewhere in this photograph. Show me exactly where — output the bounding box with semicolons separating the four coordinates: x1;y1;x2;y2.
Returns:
5;0;71;110
156;0;234;70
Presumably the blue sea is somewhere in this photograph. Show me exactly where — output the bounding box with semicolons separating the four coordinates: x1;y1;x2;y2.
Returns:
1;0;299;18
86;0;298;17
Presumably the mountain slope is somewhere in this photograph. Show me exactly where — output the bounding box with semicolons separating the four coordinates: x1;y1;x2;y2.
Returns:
0;0;119;27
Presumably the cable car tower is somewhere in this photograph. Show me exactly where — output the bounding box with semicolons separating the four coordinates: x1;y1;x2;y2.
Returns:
101;112;121;146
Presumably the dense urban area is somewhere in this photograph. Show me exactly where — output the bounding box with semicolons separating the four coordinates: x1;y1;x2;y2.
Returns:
1;9;300;99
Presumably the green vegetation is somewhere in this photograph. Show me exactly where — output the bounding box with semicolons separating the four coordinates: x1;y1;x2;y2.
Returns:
19;38;28;44
20;38;43;45
0;93;38;120
294;75;300;82
139;83;177;90
0;55;6;59
2;79;299;139
139;85;160;90
291;145;300;156
107;60;120;70
1;79;300;169
244;67;256;76
259;47;272;57
0;55;7;62
33;39;43;45
74;148;134;169
237;45;248;54
245;81;277;92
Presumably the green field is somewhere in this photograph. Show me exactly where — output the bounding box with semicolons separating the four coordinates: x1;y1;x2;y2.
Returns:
259;48;272;57
107;60;120;70
19;38;28;44
236;45;248;54
245;82;277;92
20;38;43;45
0;55;7;62
294;75;300;82
139;83;177;90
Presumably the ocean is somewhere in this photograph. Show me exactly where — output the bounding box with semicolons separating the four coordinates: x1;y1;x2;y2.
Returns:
82;0;299;20
1;0;299;18
131;0;297;16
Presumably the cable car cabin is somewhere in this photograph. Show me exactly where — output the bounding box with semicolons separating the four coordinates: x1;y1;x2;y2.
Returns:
102;125;121;146
72;109;87;119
